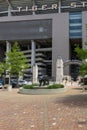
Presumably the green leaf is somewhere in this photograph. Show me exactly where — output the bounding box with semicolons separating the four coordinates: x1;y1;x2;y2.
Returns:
6;42;29;78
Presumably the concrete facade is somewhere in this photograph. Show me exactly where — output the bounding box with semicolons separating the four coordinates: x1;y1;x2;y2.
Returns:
82;11;87;49
52;13;69;77
0;9;87;79
0;13;69;79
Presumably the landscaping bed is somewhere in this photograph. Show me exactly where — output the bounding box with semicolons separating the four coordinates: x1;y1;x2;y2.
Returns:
18;84;67;95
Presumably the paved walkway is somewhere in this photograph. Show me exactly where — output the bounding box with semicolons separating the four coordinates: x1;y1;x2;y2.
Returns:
0;85;87;130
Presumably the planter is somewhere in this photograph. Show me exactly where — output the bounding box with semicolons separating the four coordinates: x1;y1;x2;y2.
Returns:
18;87;67;95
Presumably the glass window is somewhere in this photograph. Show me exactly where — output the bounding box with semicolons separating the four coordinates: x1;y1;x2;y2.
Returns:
69;19;82;23
69;26;82;30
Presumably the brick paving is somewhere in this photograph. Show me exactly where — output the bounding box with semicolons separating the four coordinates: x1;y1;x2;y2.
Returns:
0;86;87;130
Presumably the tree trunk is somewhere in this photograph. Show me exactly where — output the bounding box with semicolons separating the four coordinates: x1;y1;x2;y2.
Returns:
16;74;19;87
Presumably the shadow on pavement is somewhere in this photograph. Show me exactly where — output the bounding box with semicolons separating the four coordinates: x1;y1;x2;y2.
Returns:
54;94;87;108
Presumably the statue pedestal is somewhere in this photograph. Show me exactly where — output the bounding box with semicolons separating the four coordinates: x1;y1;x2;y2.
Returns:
56;57;63;84
32;64;38;83
7;85;12;91
5;72;12;91
4;84;12;91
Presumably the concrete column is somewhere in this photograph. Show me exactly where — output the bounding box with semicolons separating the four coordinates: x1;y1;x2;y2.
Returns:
8;5;12;16
32;0;35;15
56;56;63;83
6;40;11;56
32;64;38;83
6;41;12;91
31;40;36;67
58;0;61;13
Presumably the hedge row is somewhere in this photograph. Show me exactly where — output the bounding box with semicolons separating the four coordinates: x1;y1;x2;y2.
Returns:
23;84;64;89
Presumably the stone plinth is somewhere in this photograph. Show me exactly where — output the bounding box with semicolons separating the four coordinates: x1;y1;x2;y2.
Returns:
32;64;38;83
56;56;63;83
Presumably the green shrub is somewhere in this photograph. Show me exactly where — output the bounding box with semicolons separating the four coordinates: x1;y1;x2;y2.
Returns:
23;85;34;89
23;83;38;89
32;83;38;86
46;84;64;89
23;84;64;89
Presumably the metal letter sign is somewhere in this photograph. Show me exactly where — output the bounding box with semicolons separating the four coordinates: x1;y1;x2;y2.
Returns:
0;1;87;14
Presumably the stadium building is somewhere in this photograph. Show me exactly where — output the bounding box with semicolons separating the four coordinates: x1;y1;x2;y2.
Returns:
0;0;87;80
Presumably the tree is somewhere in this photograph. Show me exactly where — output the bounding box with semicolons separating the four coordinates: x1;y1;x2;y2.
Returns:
0;62;9;77
6;42;29;86
75;45;87;88
75;46;87;76
0;62;5;77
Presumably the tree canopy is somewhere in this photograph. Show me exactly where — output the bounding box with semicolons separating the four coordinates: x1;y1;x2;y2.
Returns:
75;46;87;76
0;62;8;76
6;42;29;77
